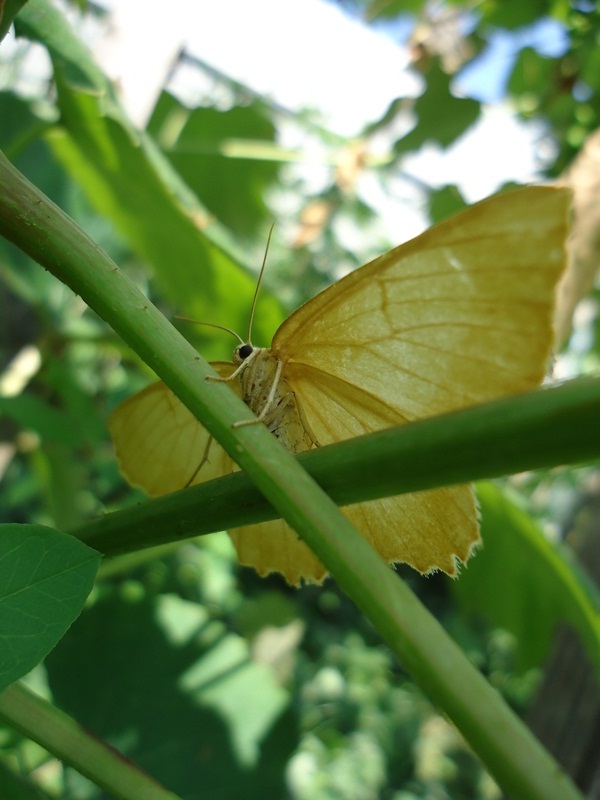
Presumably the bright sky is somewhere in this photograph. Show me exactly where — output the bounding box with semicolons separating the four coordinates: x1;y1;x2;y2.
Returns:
94;0;565;211
3;0;567;240
98;0;420;135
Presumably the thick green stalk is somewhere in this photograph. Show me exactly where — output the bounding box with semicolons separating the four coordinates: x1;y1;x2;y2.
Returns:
0;682;183;800
77;377;600;555
0;150;584;800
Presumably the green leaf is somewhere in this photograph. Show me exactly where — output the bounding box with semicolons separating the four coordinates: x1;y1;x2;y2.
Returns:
395;60;480;153
0;759;49;800
480;0;550;30
581;43;600;92
365;0;421;19
0;523;100;692
0;91;48;157
0;395;81;446
507;46;553;102
453;483;600;675
45;590;294;798
15;0;282;348
14;0;106;92
149;93;280;241
426;184;467;224
0;0;29;43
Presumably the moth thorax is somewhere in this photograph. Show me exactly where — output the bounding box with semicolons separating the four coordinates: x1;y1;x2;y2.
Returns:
238;349;316;454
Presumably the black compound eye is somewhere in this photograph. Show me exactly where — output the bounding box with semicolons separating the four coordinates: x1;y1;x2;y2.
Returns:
238;343;254;360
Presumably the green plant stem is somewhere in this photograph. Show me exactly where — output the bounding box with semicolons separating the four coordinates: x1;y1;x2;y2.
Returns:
78;377;600;555
0;682;183;800
0;150;584;800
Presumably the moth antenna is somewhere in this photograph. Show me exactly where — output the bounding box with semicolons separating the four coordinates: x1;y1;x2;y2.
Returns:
176;224;274;348
175;316;245;346
246;223;275;344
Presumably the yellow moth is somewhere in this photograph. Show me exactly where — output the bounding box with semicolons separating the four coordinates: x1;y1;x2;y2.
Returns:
109;187;570;586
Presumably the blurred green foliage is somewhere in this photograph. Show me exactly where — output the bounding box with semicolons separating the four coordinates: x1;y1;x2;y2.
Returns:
0;0;599;798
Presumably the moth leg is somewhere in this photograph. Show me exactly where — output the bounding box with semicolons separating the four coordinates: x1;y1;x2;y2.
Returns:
185;435;214;487
233;359;284;429
267;392;299;436
206;366;241;383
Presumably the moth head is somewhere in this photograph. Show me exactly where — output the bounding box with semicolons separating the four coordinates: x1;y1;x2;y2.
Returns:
234;343;254;364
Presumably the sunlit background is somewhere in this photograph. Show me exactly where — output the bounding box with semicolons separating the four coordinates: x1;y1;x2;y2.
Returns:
1;2;599;799
2;1;571;236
